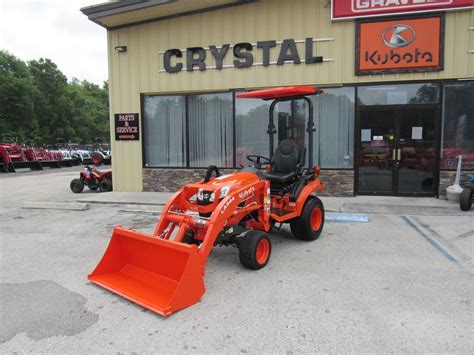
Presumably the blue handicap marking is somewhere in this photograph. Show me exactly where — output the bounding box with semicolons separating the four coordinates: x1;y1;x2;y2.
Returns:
325;213;370;223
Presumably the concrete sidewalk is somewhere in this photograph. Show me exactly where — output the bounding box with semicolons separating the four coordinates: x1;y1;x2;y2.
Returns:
75;191;465;215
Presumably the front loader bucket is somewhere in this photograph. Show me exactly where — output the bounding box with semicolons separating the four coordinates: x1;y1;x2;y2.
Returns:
88;226;205;317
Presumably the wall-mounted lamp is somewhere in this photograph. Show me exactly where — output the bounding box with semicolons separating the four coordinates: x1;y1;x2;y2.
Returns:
115;45;127;53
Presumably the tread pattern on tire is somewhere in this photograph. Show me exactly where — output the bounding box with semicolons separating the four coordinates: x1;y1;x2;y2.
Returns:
290;197;324;241
460;187;472;211
99;180;113;192
239;230;271;270
70;178;84;193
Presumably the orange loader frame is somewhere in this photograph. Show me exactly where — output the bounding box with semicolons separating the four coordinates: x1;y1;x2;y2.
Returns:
89;86;325;316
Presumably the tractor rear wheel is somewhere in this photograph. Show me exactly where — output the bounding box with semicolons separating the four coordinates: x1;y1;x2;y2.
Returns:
239;230;271;270
99;179;113;192
70;178;84;193
460;187;472;211
290;197;324;241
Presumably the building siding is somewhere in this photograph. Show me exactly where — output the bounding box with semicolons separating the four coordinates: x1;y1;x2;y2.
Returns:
107;0;474;191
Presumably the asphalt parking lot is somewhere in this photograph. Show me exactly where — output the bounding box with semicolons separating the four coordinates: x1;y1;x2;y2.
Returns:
0;168;472;353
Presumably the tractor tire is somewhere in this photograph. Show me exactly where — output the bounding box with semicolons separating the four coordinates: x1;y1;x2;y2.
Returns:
460;187;472;211
290;197;325;241
238;230;271;270
99;179;113;192
70;179;84;193
91;152;103;165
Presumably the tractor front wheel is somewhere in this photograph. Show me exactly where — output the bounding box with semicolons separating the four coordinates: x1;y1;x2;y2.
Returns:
290;197;325;241
239;230;271;270
460;187;472;211
70;178;84;193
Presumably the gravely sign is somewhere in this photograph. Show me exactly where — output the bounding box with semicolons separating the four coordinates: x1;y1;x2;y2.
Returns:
332;0;474;20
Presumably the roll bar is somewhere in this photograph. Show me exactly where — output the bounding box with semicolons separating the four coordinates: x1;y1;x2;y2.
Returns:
268;96;315;169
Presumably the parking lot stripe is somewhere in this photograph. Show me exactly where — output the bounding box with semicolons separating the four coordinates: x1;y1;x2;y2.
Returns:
402;216;457;263
325;213;369;222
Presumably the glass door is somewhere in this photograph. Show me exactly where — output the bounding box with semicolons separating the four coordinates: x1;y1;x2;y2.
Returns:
358;109;397;194
398;109;438;194
357;107;439;195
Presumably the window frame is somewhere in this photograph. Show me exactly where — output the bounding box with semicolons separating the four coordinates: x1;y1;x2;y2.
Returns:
141;90;235;169
440;80;474;171
141;85;358;170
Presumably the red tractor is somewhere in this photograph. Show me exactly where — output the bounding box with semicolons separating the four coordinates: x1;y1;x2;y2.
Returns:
70;166;113;193
88;86;325;316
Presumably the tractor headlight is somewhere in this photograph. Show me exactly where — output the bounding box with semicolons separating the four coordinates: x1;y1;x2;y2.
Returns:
197;188;204;201
197;186;229;203
219;186;231;199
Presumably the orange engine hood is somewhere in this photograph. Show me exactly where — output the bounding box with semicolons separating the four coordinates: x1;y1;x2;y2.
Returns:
199;171;260;192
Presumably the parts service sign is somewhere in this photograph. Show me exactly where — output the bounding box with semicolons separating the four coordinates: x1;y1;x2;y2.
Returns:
356;15;444;75
115;113;139;141
332;0;474;20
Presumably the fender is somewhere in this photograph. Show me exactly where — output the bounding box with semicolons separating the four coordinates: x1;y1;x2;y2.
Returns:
271;178;325;223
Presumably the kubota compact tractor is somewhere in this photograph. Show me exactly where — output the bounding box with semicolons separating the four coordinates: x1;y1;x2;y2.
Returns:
88;86;326;316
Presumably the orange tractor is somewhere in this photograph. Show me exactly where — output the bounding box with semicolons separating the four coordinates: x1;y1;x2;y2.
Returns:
89;86;325;316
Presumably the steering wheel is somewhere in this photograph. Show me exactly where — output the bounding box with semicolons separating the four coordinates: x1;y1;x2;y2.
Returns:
247;155;271;169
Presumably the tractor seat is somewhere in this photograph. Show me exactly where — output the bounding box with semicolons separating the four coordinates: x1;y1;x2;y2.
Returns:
264;139;300;184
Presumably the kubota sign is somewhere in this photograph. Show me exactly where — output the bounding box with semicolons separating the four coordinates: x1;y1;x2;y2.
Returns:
332;0;474;20
356;15;444;75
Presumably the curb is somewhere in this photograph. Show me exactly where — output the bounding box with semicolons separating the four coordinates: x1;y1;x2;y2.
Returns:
75;199;166;206
22;202;89;211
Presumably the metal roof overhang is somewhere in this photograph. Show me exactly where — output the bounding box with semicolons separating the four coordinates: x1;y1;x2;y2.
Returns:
81;0;257;30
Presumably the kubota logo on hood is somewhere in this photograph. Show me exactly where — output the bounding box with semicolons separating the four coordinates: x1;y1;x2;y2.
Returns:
382;24;416;48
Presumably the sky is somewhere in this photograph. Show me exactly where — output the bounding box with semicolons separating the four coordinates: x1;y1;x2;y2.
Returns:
0;0;108;86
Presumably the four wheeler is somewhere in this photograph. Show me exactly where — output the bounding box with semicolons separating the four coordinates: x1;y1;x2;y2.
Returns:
460;175;473;211
88;86;326;317
70;165;113;193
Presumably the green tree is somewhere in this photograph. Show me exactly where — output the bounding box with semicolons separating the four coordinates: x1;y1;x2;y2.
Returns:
28;58;71;143
0;52;109;145
0;50;38;141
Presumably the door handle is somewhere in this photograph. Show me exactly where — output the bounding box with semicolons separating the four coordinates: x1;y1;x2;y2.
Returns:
397;149;402;161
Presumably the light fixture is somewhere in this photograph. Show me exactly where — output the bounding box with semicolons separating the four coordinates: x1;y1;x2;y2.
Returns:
115;45;127;53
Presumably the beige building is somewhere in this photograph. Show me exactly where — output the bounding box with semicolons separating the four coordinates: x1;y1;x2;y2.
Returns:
82;0;474;197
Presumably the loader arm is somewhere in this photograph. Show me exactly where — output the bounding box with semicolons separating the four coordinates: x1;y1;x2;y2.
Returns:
197;179;271;264
152;179;271;265
88;177;271;317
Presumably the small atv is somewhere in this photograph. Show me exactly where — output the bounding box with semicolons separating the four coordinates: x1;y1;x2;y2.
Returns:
70;165;112;193
460;175;473;211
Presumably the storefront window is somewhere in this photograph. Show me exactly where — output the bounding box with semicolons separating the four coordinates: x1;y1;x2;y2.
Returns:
311;87;355;168
358;83;440;106
188;93;233;167
143;95;186;167
442;81;474;170
145;88;354;170
235;96;271;167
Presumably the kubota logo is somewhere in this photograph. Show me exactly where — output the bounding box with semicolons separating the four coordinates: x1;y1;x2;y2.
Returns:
382;24;416;48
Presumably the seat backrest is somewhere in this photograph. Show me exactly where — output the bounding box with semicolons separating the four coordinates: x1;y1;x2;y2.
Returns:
273;139;300;173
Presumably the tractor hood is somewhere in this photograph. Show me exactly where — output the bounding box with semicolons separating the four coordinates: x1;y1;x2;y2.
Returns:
194;171;260;204
204;171;259;189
